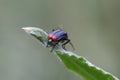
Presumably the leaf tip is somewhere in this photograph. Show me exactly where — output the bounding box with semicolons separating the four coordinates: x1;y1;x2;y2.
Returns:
21;27;36;30
21;27;41;35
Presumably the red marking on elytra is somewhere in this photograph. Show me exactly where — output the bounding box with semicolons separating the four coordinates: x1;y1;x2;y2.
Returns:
52;36;56;41
48;34;52;39
48;34;56;41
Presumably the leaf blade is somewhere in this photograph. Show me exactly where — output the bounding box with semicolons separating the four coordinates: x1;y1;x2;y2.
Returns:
56;51;119;80
22;27;48;46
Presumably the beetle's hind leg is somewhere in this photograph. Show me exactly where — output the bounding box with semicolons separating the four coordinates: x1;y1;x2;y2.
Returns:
69;41;75;50
62;39;70;50
62;39;75;50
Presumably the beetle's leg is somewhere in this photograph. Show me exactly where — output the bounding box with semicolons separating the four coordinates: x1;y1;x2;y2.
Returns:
46;43;50;48
46;44;48;47
69;41;75;50
62;39;75;50
46;40;50;47
51;42;58;52
62;39;70;50
46;41;52;48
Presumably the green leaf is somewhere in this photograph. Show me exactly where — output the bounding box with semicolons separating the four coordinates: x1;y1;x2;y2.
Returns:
56;50;119;80
22;27;119;80
22;27;47;46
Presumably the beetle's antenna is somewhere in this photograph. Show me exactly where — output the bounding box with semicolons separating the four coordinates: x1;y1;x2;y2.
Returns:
52;29;55;31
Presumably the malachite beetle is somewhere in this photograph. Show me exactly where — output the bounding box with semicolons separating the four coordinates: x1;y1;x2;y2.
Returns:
46;29;74;52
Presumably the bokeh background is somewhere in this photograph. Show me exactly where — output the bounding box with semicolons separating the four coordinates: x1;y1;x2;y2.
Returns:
0;0;120;80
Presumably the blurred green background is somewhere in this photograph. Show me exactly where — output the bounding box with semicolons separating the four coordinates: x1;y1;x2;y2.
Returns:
0;0;120;80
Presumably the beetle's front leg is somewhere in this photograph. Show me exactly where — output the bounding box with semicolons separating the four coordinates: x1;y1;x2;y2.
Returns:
51;42;58;52
46;40;50;48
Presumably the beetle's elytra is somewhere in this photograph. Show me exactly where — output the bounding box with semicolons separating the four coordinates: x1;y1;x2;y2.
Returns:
46;29;74;52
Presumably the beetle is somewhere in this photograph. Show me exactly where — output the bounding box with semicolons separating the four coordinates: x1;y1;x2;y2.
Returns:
46;29;74;52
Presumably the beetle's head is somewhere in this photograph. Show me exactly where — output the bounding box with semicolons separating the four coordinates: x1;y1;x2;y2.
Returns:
47;38;57;47
48;39;52;43
48;34;56;41
47;39;53;45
